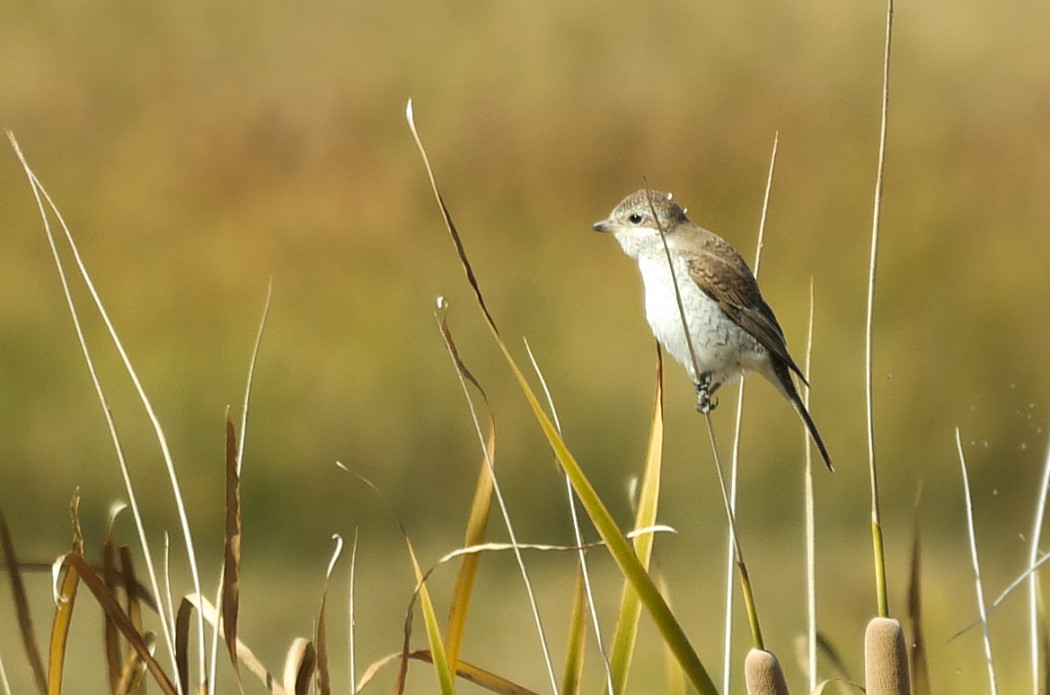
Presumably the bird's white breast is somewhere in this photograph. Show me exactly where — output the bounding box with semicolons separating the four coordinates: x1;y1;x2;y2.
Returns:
636;254;767;387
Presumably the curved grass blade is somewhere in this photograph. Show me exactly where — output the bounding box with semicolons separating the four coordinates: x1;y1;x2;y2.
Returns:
436;309;496;674
187;594;287;694
222;408;242;677
282;639;315;695
315;535;343;695
47;556;80;695
358;650;540;695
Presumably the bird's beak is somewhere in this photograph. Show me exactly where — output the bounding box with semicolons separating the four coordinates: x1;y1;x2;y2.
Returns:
593;219;612;233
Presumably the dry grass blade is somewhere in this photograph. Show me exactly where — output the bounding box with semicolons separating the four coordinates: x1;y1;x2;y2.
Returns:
410;650;540;695
103;508;125;691
56;553;178;695
609;349;665;693
282;639;316;695
436;308;496;673
115;631;153;695
359;650;539;695
0;510;48;693
864;617;909;695
315;535;343;695
176;598;193;695
119;545;145;640
407;100;715;695
187;594;286;694
355;652;401;693
743;649;789;695
906;492;930;695
560;564;588;695
222;408;242;676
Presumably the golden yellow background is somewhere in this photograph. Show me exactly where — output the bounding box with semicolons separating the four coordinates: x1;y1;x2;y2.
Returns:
2;0;1049;692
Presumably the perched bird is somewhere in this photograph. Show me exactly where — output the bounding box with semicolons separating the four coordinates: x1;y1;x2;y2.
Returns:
594;189;833;471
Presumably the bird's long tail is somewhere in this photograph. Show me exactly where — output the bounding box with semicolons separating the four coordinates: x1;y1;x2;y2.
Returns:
772;360;834;471
791;394;834;472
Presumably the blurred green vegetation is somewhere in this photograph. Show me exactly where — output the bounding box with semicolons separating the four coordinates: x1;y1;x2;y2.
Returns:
2;0;1049;691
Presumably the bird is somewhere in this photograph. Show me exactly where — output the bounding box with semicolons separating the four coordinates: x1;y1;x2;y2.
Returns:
593;188;833;471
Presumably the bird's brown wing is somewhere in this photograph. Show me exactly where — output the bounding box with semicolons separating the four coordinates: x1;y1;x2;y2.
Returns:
684;233;808;383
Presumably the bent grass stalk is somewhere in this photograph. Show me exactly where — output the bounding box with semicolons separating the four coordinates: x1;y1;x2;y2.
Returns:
407;100;717;695
641;183;767;654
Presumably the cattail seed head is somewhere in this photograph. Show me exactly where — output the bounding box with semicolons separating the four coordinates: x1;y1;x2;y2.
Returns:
865;617;911;695
744;648;790;695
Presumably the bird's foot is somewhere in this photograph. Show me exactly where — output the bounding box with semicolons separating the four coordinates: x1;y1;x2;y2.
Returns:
694;372;721;414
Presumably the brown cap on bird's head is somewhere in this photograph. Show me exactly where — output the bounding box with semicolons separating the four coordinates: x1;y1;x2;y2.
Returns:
612;189;689;228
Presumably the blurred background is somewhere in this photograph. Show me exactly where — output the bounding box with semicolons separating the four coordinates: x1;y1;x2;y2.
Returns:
2;0;1049;691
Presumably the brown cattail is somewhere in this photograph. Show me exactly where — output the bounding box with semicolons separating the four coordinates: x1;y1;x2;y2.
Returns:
744;648;790;695
865;617;911;695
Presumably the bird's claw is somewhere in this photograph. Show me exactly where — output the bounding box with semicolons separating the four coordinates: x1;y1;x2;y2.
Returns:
694;372;720;414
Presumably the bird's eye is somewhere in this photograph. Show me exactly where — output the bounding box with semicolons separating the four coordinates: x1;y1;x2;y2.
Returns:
628;213;645;225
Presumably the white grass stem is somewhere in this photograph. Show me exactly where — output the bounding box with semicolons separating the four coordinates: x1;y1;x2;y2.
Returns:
7;132;182;687
955;428;999;695
1028;439;1050;694
524;338;613;693
349;527;359;695
435;302;559;694
803;280;817;692
8;133;207;687
723;132;777;692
